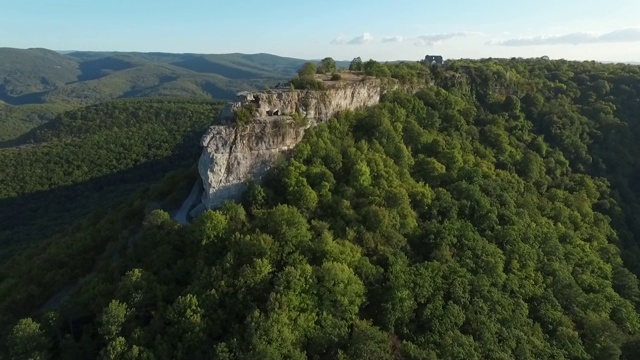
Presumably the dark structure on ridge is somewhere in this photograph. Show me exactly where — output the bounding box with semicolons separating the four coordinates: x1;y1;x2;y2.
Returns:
425;55;444;65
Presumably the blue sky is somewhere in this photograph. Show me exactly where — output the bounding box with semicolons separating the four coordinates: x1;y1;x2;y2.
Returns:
2;0;640;62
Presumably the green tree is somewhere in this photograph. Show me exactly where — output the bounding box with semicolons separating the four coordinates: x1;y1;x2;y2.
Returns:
343;320;393;360
318;57;337;74
243;180;267;211
298;62;317;77
349;57;364;71
363;59;390;77
192;210;229;246
363;59;379;75
116;268;161;315
99;337;128;360
257;205;312;263
313;262;366;346
98;300;130;342
165;294;205;353
244;263;315;359
8;318;51;360
143;209;171;228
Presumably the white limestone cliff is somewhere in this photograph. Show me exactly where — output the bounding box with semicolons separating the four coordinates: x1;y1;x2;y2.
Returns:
193;77;391;214
196;118;305;211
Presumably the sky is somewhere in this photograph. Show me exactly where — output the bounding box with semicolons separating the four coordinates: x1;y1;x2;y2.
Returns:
2;0;640;62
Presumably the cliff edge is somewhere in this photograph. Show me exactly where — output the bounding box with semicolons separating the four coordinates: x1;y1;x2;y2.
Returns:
192;76;389;215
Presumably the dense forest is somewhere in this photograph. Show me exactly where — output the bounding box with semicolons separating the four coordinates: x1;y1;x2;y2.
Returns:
4;58;640;359
0;98;223;256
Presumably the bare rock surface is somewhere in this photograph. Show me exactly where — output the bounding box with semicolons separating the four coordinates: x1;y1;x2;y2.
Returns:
196;77;393;212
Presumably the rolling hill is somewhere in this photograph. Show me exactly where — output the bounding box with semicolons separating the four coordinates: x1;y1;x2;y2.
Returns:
0;98;225;259
0;48;349;142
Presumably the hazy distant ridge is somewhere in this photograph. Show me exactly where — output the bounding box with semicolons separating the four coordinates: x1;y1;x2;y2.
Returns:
0;47;348;141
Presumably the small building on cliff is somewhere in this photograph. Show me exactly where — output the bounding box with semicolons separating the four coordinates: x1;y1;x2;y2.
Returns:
425;55;444;65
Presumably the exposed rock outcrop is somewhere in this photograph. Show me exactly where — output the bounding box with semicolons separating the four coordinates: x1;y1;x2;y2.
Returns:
219;78;384;124
195;118;305;212
193;77;394;214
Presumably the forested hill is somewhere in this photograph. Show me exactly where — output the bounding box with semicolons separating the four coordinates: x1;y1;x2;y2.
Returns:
0;98;224;258
0;48;349;142
4;58;640;359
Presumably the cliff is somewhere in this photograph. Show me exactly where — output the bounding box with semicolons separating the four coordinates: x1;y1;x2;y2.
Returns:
192;77;390;215
196;118;305;211
219;77;384;123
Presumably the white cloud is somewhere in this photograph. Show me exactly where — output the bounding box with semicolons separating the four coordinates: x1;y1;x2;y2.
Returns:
331;32;374;45
382;36;404;43
487;27;640;46
414;32;479;46
348;32;374;45
330;36;346;45
331;31;480;47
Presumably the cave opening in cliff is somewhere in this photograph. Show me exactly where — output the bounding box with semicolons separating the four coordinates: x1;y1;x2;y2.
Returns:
266;108;280;116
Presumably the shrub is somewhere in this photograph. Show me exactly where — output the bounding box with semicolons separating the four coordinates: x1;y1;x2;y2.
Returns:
291;112;308;127
331;73;342;81
364;59;391;77
233;103;256;125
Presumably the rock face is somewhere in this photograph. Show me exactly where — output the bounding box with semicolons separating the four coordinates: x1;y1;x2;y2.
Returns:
195;77;388;213
219;78;384;123
196;119;305;211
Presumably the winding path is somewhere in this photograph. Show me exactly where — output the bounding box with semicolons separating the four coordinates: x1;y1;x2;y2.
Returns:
175;179;202;225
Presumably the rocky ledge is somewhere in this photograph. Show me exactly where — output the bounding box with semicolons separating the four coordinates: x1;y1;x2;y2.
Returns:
192;76;390;215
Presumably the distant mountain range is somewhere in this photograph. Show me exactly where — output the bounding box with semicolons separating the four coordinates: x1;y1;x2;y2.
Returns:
0;47;351;104
0;47;349;141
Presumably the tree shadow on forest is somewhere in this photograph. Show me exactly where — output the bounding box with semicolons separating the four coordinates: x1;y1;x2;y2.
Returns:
76;56;136;82
0;89;48;105
173;55;260;79
0;128;204;260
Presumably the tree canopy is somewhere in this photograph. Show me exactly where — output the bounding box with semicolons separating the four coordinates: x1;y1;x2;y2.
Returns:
297;62;317;77
317;57;337;74
4;57;640;359
349;57;364;71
